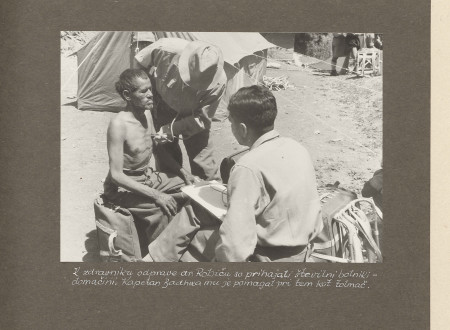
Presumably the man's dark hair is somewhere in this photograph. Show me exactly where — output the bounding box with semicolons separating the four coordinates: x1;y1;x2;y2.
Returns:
115;68;150;100
227;85;277;131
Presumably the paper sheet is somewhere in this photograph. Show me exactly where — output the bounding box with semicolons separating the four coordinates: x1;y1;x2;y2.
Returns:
181;181;228;220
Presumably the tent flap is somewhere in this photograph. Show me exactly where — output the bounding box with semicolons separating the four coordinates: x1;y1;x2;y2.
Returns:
155;32;275;65
77;32;131;111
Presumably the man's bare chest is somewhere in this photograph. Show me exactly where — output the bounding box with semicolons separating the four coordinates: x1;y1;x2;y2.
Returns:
123;118;153;156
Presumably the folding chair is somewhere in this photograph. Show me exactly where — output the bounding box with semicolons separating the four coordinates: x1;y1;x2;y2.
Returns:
355;49;380;76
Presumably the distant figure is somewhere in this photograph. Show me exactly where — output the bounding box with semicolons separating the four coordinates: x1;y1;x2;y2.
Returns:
135;38;227;181
341;33;361;74
374;34;383;50
365;33;376;48
331;33;361;75
331;33;347;76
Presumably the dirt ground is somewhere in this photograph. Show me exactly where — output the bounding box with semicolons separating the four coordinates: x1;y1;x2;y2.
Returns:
60;35;382;262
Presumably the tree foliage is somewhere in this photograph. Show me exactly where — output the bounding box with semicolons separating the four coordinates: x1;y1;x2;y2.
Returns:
294;33;333;60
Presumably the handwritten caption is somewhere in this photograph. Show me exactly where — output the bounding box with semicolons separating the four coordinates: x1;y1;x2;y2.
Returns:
71;267;378;290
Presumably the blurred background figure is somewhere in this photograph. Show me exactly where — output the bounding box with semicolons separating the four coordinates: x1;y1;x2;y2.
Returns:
330;33;347;75
374;34;383;50
331;33;362;75
341;33;361;75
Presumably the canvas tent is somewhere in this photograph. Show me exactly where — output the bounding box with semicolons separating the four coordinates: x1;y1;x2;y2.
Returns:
74;32;275;118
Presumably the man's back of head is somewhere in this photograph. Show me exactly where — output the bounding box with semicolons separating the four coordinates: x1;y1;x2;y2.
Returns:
227;85;278;146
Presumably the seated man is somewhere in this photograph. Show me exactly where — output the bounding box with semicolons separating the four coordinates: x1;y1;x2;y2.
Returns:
143;85;323;262
102;68;194;252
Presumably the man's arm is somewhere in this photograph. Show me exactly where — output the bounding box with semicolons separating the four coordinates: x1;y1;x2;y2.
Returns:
134;42;157;69
107;118;178;216
215;165;262;262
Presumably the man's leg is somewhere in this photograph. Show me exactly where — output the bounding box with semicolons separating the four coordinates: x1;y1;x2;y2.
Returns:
340;52;351;75
179;226;220;262
137;169;187;245
331;36;347;75
107;170;186;253
347;47;357;73
331;37;339;75
342;34;359;74
151;89;183;169
183;130;220;181
148;202;220;261
154;140;183;173
144;169;185;194
331;56;339;76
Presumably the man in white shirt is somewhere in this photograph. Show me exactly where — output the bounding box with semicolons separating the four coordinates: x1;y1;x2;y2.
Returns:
143;85;323;262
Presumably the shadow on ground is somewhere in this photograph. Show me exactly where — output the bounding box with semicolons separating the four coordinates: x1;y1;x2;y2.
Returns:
82;230;101;262
62;100;78;107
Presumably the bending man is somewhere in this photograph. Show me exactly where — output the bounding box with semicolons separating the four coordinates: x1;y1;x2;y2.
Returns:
135;38;227;181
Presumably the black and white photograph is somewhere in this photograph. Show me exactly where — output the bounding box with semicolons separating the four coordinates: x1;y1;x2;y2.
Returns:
3;0;437;327
61;31;383;263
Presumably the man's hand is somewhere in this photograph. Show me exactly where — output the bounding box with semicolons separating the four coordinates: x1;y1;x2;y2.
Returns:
153;124;174;144
180;168;202;185
154;192;178;217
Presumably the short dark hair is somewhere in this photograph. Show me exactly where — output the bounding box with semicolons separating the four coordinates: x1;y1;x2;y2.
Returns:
227;85;277;131
115;68;150;100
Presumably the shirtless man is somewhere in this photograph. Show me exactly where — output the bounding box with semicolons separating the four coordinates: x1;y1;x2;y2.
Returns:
102;68;192;249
